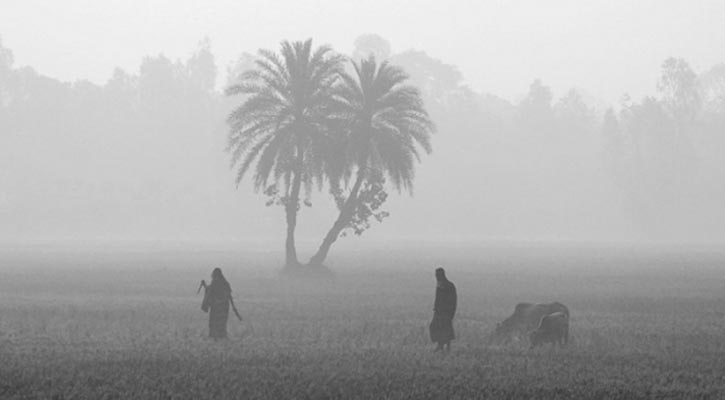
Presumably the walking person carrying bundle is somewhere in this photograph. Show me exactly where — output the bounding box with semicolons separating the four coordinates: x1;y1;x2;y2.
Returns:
199;267;242;339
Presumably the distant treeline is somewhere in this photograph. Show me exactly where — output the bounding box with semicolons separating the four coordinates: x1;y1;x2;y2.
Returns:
1;35;724;242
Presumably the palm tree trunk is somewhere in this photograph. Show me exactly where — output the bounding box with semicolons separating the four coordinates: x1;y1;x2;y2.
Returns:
284;201;299;267
308;167;366;266
285;152;304;267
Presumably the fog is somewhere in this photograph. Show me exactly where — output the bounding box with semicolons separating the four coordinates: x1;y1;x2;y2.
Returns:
4;4;725;398
1;1;725;248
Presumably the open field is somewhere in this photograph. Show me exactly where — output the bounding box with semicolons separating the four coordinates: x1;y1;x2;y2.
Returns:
1;243;725;399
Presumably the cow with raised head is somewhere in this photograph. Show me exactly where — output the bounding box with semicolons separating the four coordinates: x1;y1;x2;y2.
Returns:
529;311;569;348
489;302;569;343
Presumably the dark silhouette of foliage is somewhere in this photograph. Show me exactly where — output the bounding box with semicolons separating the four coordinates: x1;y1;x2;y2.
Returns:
330;170;390;238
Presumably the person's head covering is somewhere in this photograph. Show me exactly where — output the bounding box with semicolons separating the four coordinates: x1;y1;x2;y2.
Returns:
212;267;224;281
435;267;446;281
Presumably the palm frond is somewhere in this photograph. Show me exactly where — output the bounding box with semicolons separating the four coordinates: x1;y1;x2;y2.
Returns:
233;135;274;187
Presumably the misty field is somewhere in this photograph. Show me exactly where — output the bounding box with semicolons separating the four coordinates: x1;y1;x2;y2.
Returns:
1;244;724;399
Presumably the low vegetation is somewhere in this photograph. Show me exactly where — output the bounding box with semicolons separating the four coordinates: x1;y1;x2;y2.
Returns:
1;245;724;399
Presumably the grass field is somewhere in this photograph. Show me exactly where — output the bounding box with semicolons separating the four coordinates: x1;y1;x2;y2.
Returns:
1;243;725;399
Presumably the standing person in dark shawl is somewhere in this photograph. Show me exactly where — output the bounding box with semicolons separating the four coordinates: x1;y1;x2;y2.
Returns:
201;268;232;339
430;267;457;352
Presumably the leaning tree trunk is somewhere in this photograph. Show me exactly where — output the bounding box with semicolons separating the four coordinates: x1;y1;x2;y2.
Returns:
284;152;304;267
308;168;366;267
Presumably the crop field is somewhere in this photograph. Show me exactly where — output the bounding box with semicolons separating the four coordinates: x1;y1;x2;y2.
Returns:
1;243;725;399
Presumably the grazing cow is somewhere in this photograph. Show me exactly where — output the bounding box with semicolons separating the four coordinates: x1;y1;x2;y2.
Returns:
529;311;569;348
490;302;569;343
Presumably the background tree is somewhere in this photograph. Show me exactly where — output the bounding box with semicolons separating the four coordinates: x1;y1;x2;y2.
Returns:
555;89;596;138
699;63;725;121
516;79;556;138
352;34;391;63
0;36;13;133
0;36;13;102
657;57;701;124
225;39;344;267
186;37;217;96
308;56;434;266
601;108;622;173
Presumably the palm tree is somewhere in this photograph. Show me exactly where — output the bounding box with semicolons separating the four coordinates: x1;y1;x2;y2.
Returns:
308;56;434;266
226;39;343;267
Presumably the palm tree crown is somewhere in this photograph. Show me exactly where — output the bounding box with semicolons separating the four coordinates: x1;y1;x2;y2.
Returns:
331;56;434;192
226;39;344;196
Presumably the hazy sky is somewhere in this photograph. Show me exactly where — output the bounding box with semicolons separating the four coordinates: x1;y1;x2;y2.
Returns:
2;0;723;104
